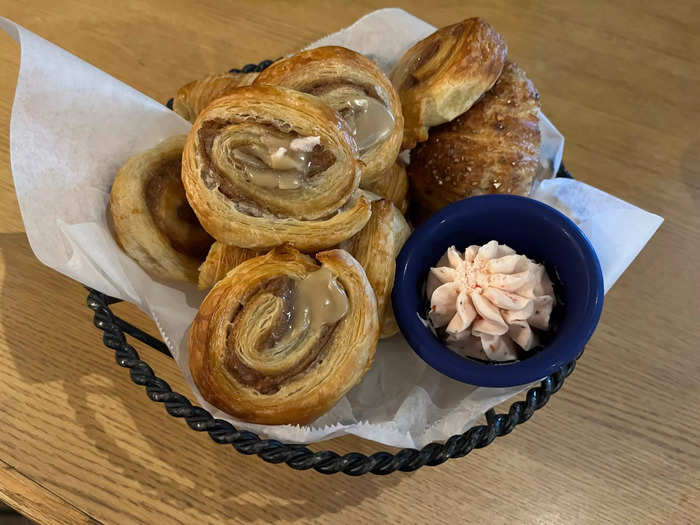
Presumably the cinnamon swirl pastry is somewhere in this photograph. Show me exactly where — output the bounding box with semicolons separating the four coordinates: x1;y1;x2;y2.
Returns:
254;46;403;186
198;241;261;290
408;61;541;220
173;72;259;122
339;199;410;338
182;85;371;252
110;135;213;282
390;18;507;149
189;245;379;425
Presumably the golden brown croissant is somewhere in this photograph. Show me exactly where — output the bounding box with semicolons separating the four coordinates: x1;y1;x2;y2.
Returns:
182;85;371;252
408;61;541;220
198;241;261;290
189;245;379;425
110;135;213;282
254;46;403;186
173;72;258;122
362;161;409;214
390;18;507;149
339;199;410;338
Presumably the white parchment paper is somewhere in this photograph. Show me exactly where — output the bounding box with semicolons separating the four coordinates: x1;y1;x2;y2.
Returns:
1;8;663;448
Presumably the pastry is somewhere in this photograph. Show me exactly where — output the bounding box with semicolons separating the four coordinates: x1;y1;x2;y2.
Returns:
408;61;541;220
110;135;213;282
339;199;410;338
254;46;403;186
198;241;261;290
427;241;555;362
189;245;379;425
390;18;507;149
173;72;259;122
362;161;409;214
182;85;371;252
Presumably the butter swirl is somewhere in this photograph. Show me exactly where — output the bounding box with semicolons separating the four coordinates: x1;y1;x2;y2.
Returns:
427;241;555;361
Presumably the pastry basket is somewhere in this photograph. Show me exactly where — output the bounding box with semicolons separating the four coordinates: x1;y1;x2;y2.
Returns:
86;59;580;476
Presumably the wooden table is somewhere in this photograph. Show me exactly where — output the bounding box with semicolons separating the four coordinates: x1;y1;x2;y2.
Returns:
0;1;697;523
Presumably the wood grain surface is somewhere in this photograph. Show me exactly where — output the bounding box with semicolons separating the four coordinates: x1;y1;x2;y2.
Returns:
0;1;698;524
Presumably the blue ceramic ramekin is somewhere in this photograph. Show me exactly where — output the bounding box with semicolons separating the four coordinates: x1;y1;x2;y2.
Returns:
392;195;604;387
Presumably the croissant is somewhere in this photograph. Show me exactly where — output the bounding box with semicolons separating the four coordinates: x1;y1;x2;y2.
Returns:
189;245;379;425
182;85;371;252
173;72;258;122
254;46;403;186
408;61;541;220
390;18;507;149
198;241;261;290
362;161;409;214
110;135;213;282
339;199;410;338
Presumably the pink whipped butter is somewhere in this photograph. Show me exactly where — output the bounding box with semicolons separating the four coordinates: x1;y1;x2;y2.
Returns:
427;241;555;362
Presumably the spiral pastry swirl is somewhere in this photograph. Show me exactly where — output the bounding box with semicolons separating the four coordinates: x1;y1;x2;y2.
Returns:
182;85;371;252
110;135;213;282
255;46;403;186
390;18;507;149
189;245;379;425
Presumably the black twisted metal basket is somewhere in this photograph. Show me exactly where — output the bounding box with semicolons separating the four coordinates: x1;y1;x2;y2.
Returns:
88;59;579;476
